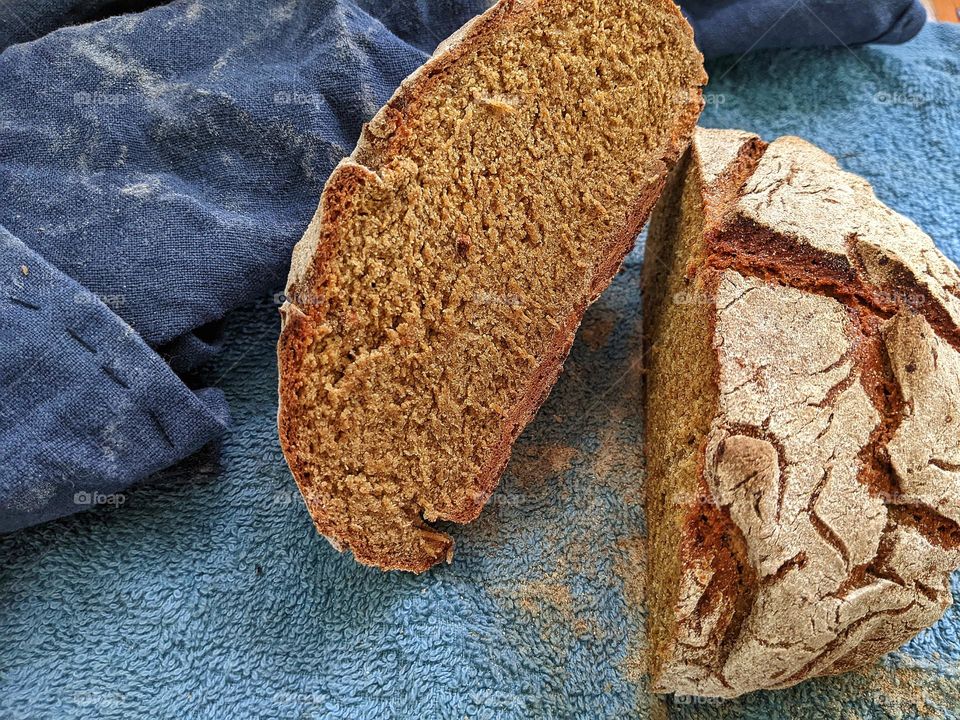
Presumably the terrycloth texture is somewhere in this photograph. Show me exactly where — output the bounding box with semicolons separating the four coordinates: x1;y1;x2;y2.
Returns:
1;22;958;719
0;0;928;531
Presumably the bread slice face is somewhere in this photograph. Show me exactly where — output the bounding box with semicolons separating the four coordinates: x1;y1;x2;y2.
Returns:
643;128;960;697
277;0;706;572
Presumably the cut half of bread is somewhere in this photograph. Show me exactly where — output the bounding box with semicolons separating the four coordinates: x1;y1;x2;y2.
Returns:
278;0;706;572
643;128;960;697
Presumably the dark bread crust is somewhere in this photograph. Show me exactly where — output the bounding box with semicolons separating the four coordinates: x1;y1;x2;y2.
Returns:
278;0;706;571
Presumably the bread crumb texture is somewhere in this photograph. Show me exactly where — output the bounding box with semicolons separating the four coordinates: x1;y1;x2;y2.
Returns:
643;128;960;697
278;0;704;571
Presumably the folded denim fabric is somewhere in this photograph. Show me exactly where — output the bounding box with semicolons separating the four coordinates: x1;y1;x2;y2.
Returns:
0;1;928;56
0;224;228;531
682;0;926;58
0;0;929;531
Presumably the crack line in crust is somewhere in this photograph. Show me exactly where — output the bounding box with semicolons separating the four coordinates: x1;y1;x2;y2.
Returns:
808;469;853;569
777;601;919;686
679;135;960;692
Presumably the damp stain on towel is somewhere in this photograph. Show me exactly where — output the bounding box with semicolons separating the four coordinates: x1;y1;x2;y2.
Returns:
507;443;578;488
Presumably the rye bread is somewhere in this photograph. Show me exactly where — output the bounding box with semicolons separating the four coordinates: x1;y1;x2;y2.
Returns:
643;128;960;696
278;0;706;572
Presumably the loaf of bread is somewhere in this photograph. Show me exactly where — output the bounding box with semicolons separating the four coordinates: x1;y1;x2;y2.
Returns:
277;0;705;572
643;128;960;697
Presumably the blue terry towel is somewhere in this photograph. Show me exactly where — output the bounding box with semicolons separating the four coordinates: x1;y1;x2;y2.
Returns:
0;20;958;720
0;0;929;531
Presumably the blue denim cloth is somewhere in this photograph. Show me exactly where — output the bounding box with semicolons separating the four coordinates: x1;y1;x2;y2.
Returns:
0;0;928;532
683;0;927;58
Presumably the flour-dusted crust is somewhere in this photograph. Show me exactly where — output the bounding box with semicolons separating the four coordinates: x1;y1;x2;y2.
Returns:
645;129;960;696
279;0;705;572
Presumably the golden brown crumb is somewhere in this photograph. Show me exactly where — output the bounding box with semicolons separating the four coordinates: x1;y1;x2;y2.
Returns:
278;0;705;572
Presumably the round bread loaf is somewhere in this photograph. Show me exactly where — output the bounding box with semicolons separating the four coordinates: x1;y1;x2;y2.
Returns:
643;128;960;697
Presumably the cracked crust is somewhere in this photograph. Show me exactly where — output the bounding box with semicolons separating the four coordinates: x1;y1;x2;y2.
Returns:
644;129;960;696
278;0;705;572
